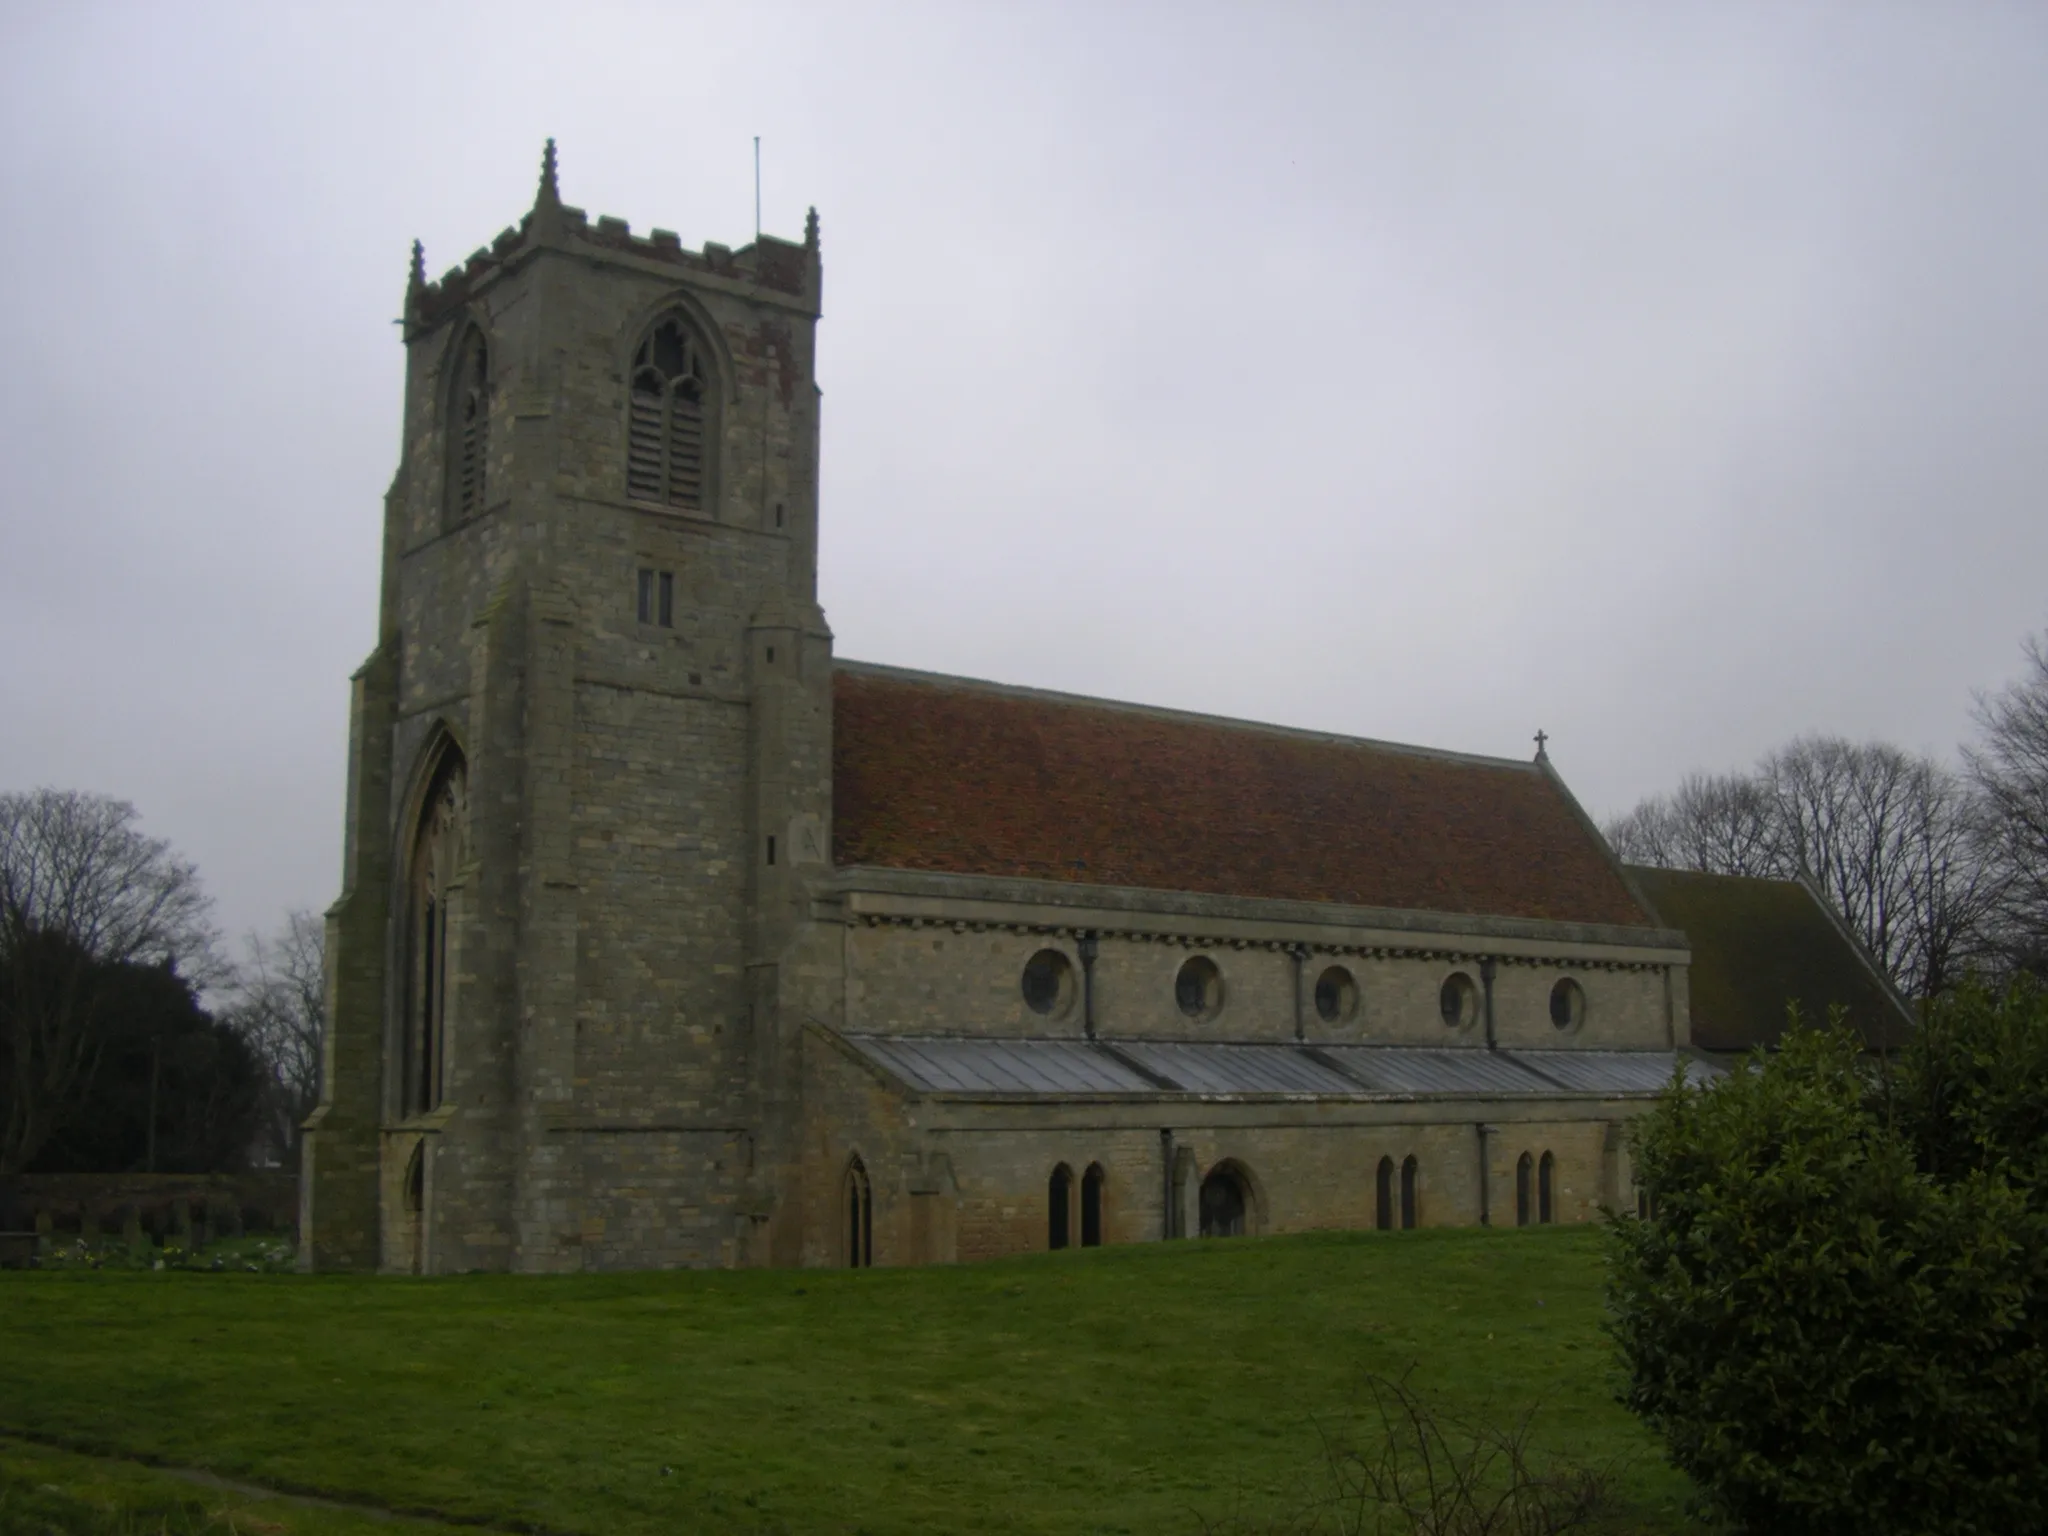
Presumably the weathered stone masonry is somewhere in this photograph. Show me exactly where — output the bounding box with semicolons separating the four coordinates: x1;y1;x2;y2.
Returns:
306;144;829;1274
305;147;1900;1274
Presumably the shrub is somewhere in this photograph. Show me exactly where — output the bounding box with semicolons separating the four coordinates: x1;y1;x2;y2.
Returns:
1607;986;2048;1536
1197;1371;1614;1536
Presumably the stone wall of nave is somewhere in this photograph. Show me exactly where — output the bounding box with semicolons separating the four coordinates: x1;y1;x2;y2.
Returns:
843;918;1677;1050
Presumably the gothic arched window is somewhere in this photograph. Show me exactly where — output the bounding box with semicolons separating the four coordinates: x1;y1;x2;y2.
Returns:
1048;1163;1074;1250
845;1157;873;1268
628;317;710;510
404;750;467;1117
1081;1163;1105;1247
1539;1151;1556;1224
1375;1156;1395;1231
1516;1152;1534;1228
446;330;490;525
1400;1156;1419;1229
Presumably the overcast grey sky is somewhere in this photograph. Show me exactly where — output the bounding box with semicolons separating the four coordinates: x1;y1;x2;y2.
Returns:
2;2;2044;947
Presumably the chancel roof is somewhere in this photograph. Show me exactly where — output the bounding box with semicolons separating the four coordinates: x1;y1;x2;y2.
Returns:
831;664;1657;928
1627;866;1915;1053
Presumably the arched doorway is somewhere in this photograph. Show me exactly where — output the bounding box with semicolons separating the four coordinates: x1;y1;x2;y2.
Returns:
400;1139;426;1275
1199;1164;1251;1238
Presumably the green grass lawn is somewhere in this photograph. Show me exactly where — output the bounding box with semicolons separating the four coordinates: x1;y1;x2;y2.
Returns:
0;1227;1698;1535
0;1435;451;1535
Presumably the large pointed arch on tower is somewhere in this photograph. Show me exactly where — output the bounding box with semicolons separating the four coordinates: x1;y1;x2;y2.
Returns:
391;724;470;1122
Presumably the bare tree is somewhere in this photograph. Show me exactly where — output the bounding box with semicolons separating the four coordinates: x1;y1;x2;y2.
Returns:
224;910;325;1164
1673;772;1783;877
1604;772;1785;877
1895;760;2002;998
1966;633;2048;972
0;789;216;1174
1764;741;1998;998
1602;797;1682;869
1762;738;1914;983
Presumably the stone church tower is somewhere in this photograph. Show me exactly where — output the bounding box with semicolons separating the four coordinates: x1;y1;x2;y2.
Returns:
303;144;832;1271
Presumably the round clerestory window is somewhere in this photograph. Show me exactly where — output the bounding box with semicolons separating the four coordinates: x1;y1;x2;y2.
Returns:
1021;948;1077;1019
1175;956;1224;1020
1439;971;1479;1030
1549;976;1587;1032
1314;965;1358;1024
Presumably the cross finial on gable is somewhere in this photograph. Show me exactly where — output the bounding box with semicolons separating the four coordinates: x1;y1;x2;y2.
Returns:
1534;729;1549;762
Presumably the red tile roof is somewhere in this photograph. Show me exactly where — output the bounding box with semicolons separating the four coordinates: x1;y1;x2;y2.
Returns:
832;666;1656;928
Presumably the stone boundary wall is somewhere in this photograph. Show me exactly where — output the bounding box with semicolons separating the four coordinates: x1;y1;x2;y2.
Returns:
0;1173;298;1265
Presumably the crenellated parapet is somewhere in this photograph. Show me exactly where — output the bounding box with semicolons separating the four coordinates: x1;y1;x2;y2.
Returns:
403;138;820;338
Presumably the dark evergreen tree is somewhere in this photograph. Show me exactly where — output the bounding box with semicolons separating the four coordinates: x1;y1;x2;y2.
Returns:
1;938;261;1174
1608;984;2048;1536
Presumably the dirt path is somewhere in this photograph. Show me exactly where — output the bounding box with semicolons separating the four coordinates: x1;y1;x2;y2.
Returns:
0;1429;561;1534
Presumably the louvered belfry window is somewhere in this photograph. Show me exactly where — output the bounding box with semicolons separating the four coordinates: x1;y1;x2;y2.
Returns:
450;332;489;522
629;319;708;509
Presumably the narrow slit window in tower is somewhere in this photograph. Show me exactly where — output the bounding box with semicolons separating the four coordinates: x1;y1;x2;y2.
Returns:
636;569;675;627
448;331;489;524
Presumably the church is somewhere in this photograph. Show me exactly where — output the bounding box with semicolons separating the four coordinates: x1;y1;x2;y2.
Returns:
300;146;1910;1273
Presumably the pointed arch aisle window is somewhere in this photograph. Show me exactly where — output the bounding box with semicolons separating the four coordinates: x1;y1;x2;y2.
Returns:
448;330;489;524
1376;1157;1395;1231
404;751;467;1117
845;1158;873;1268
1400;1156;1419;1230
1081;1163;1105;1248
1539;1151;1556;1224
629;318;709;510
1048;1164;1074;1250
